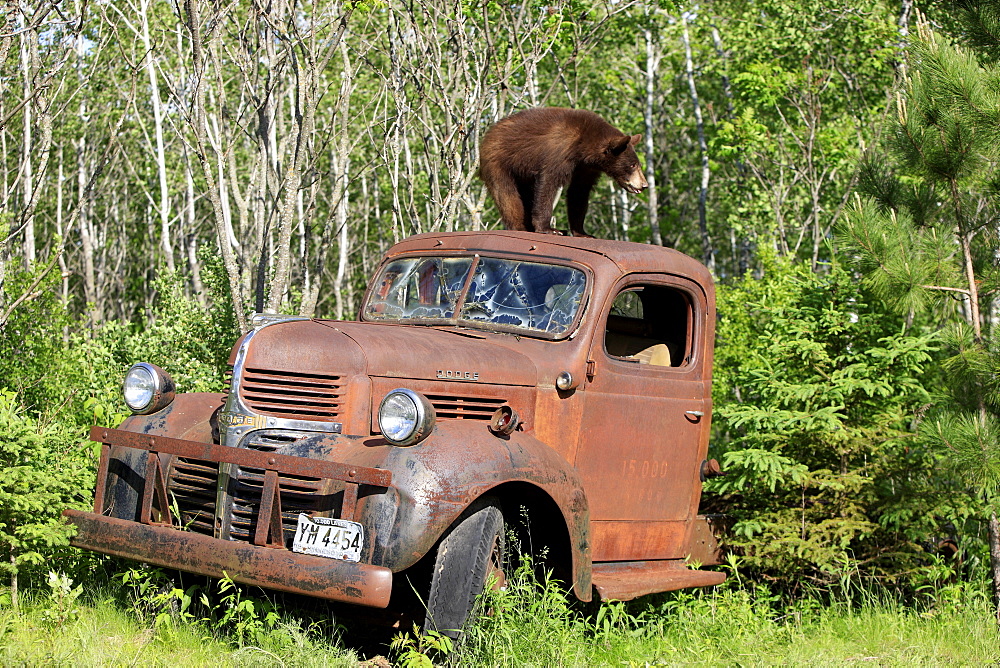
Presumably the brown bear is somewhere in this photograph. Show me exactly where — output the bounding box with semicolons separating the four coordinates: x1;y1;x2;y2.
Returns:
479;107;648;237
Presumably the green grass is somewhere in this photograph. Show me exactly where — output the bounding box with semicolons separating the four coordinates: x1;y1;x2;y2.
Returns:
0;595;361;667
456;559;1000;667
2;561;998;667
0;572;361;667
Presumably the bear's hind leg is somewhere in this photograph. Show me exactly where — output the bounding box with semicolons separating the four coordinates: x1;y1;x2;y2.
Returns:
483;166;528;230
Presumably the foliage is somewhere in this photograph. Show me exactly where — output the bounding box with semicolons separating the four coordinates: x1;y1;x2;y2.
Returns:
699;0;899;270
0;260;234;429
0;577;360;666
709;256;951;585
390;624;454;668
0;259;234;594
39;571;83;627
0;390;92;599
114;566;342;655
838;6;1000;616
455;553;1000;666
3;552;1000;665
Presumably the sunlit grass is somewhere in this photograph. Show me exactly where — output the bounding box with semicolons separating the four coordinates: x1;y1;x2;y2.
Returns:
2;559;998;667
0;578;359;667
455;557;1000;667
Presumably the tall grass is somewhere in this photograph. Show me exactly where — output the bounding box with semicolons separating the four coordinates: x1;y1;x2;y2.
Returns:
453;556;1000;667
0;566;360;667
2;556;998;666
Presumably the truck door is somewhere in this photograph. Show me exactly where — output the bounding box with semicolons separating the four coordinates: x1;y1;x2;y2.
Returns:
575;275;714;562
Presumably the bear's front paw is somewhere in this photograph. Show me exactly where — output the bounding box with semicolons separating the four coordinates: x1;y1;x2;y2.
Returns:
537;228;565;236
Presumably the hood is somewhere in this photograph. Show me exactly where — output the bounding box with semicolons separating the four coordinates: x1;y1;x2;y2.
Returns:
243;319;538;387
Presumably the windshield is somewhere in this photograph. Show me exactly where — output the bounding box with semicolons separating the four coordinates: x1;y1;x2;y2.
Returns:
364;255;587;337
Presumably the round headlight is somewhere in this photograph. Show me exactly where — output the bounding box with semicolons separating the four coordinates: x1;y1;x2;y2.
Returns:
123;363;176;415
378;388;435;446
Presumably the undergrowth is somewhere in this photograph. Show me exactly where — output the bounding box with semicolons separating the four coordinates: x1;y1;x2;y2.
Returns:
2;555;999;666
0;563;359;667
451;554;1000;667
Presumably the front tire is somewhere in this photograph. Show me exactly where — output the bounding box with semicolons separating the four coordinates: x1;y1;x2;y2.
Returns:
423;501;505;637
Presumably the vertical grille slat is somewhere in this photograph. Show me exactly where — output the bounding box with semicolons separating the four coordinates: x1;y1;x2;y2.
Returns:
167;444;334;547
228;470;329;544
240;368;343;422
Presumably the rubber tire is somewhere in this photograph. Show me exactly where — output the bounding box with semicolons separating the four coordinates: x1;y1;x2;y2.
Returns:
423;501;505;638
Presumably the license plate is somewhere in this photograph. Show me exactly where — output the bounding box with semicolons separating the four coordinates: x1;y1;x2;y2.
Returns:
291;513;364;563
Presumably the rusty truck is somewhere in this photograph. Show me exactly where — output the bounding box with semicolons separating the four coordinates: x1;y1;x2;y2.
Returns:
64;230;724;635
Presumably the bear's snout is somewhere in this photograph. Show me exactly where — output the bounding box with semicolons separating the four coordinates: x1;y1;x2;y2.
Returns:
622;166;649;194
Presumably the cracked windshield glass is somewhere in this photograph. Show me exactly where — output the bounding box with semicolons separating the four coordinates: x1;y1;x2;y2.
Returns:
364;256;587;336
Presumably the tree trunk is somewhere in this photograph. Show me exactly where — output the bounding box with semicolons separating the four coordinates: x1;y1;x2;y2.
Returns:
643;20;662;246
185;0;249;333
184;163;205;305
140;0;175;272
333;175;350;321
77;137;97;328
16;26;38;268
990;511;1000;627
9;552;16;613
265;8;354;313
682;14;714;272
56;148;69;309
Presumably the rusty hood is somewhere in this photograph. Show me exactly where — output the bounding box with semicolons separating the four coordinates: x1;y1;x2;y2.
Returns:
243;319;538;387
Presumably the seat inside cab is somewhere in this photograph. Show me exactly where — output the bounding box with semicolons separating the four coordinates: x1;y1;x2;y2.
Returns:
604;286;690;367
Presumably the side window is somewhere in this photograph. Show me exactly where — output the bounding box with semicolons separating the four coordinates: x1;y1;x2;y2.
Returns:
605;285;692;368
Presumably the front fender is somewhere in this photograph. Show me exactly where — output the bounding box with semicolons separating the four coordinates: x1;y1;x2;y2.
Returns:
364;420;592;600
102;393;226;519
117;392;226;441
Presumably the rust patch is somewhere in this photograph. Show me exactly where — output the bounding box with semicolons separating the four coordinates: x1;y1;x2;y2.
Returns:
64;510;392;607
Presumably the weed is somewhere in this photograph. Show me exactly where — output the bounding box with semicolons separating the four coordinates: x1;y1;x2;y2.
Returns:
39;571;83;627
212;571;282;647
390;623;454;667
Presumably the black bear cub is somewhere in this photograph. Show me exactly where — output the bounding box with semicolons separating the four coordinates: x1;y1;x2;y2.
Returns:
479;107;648;237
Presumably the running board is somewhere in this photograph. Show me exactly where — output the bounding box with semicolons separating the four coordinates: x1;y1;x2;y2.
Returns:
591;560;725;601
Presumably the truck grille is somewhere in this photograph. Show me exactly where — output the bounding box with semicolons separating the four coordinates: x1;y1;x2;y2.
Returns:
168;440;335;546
229;469;329;544
428;394;507;421
240;368;343;422
228;437;334;545
169;458;219;536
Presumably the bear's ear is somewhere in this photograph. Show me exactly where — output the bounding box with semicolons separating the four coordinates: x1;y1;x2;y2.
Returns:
630;134;642;147
608;135;631;155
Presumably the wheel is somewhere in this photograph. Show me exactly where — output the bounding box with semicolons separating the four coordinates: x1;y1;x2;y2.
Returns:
423;500;506;638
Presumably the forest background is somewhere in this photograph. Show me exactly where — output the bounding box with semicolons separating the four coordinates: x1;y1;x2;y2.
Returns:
3;0;1000;661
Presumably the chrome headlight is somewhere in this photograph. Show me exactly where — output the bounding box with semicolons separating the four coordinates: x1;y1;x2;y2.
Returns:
378;388;435;446
123;363;175;415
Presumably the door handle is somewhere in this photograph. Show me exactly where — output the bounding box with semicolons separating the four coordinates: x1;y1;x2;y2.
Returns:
685;410;704;417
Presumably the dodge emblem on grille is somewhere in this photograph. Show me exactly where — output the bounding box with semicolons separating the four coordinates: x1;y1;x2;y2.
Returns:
218;411;266;429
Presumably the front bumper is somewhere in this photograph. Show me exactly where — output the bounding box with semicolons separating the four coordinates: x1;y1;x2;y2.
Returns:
64;510;393;607
68;426;395;608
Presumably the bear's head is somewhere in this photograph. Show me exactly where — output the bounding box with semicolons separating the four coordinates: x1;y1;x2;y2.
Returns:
601;134;648;194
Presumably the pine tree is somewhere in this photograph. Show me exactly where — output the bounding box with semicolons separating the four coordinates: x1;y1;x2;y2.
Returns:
839;5;1000;623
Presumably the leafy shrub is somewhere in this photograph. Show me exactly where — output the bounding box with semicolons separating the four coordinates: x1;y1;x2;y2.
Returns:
1;260;237;429
0;391;92;608
709;256;963;589
0;257;237;601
